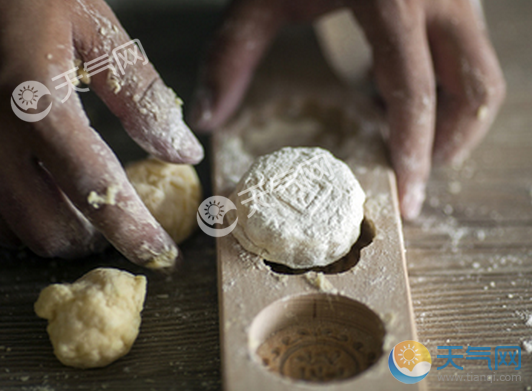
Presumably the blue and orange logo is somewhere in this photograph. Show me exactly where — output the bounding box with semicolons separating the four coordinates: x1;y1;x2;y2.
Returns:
388;340;432;384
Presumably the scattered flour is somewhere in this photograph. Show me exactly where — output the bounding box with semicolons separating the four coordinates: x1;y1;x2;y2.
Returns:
447;181;462;194
523;340;532;354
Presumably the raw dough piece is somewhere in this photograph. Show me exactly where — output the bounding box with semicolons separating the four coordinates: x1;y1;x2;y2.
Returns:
228;147;365;268
126;157;202;244
34;268;147;369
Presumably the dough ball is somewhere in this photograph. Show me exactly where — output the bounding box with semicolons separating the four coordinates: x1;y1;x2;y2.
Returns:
228;147;365;269
126;158;202;244
34;268;147;368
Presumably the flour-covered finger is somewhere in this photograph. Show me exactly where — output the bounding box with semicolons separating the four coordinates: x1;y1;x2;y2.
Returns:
189;0;283;131
71;0;204;164
352;0;436;219
427;0;506;165
30;104;179;269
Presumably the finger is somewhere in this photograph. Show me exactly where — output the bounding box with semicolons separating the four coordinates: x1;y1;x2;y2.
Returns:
0;146;106;258
71;0;204;164
30;110;180;269
0;216;21;250
351;0;436;219
189;0;284;131
427;0;506;165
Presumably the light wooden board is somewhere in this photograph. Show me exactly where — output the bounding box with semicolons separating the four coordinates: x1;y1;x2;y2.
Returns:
212;85;424;389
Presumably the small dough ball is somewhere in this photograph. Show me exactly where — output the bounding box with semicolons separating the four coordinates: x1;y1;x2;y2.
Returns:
34;268;147;368
126;158;202;244
228;147;365;269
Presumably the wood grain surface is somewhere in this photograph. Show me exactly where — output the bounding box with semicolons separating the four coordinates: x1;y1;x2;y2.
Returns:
0;1;531;390
406;2;532;389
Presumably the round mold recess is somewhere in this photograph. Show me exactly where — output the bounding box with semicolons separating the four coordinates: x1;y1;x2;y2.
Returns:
248;293;385;384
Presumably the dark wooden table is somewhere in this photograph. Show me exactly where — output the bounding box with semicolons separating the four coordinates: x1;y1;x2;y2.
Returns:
1;1;531;390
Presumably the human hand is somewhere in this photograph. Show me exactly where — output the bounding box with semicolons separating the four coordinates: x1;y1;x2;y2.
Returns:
0;0;204;268
190;0;506;219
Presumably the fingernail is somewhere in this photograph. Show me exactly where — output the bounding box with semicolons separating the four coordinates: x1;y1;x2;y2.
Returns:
143;243;179;270
189;88;214;132
175;127;205;164
401;182;426;220
433;148;468;169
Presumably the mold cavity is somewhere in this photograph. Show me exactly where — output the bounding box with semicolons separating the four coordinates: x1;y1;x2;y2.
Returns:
264;218;375;275
249;293;385;383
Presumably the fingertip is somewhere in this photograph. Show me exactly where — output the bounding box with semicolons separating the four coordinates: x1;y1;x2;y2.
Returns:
121;222;180;270
189;87;216;133
146;246;184;275
143;125;205;165
401;197;423;221
189;0;282;133
188;85;235;133
389;144;430;221
399;180;426;221
449;152;469;168
141;243;180;270
128;97;205;165
173;129;205;165
105;200;182;270
433;145;470;168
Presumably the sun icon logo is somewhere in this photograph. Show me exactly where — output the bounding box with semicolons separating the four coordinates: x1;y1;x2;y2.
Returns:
11;80;52;122
17;85;39;107
398;343;421;367
204;200;225;222
197;196;238;237
389;340;432;384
